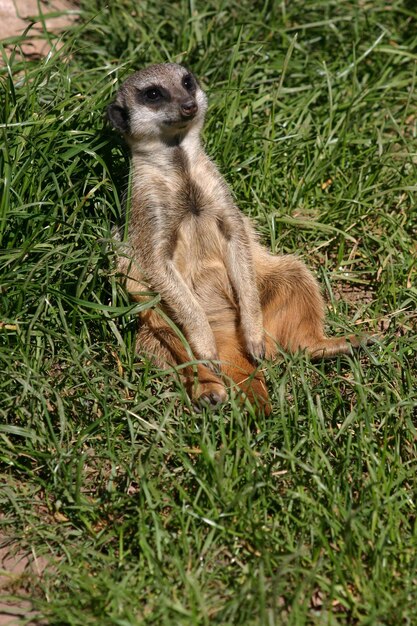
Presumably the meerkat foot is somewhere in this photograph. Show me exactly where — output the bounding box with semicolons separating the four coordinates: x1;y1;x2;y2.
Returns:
307;334;374;360
193;381;228;411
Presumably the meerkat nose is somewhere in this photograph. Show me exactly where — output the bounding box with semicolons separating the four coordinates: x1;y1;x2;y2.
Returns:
180;101;198;117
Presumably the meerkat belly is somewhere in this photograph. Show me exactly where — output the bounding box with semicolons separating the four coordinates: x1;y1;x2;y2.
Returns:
172;216;237;321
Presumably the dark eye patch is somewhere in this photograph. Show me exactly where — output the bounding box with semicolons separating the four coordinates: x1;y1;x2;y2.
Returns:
182;74;196;92
136;85;169;105
145;87;162;100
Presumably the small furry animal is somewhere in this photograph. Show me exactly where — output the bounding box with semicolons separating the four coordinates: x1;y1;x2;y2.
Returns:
107;62;367;414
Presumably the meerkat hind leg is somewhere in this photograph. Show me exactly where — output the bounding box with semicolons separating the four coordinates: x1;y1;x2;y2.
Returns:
256;253;366;360
138;311;227;409
213;328;272;416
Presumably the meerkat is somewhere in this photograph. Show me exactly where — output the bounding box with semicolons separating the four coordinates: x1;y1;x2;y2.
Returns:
107;62;368;414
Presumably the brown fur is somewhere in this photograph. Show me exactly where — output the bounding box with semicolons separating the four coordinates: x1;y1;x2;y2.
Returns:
108;63;368;414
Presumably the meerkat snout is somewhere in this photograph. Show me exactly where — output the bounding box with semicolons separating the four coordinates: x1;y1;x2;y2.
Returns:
180;100;198;118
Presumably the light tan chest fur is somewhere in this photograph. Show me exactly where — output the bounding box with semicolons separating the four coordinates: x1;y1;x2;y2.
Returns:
132;148;238;319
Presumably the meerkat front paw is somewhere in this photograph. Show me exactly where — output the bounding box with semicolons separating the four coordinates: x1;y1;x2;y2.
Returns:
190;332;220;370
245;334;266;363
240;310;265;363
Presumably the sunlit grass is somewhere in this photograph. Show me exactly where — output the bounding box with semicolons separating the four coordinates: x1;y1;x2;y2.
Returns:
1;1;417;624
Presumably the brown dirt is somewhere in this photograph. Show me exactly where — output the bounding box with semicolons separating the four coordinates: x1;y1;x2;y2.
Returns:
0;0;78;59
0;533;49;625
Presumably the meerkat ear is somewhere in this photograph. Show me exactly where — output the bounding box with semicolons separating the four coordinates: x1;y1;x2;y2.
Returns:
107;102;130;133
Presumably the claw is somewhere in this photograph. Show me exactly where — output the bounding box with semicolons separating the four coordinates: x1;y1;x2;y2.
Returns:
247;339;266;364
206;359;222;375
193;386;227;412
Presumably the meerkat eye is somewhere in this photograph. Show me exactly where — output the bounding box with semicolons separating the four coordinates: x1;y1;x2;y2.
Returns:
144;87;163;101
182;74;195;92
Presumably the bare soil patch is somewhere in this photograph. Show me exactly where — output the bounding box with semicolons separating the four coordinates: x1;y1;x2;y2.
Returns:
0;533;49;625
0;0;78;59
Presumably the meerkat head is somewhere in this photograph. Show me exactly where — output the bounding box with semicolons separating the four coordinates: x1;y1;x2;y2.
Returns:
107;63;207;145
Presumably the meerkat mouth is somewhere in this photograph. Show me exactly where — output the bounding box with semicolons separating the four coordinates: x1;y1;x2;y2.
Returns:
164;118;194;128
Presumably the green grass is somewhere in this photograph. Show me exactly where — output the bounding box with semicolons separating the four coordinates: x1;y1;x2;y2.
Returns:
1;0;417;624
